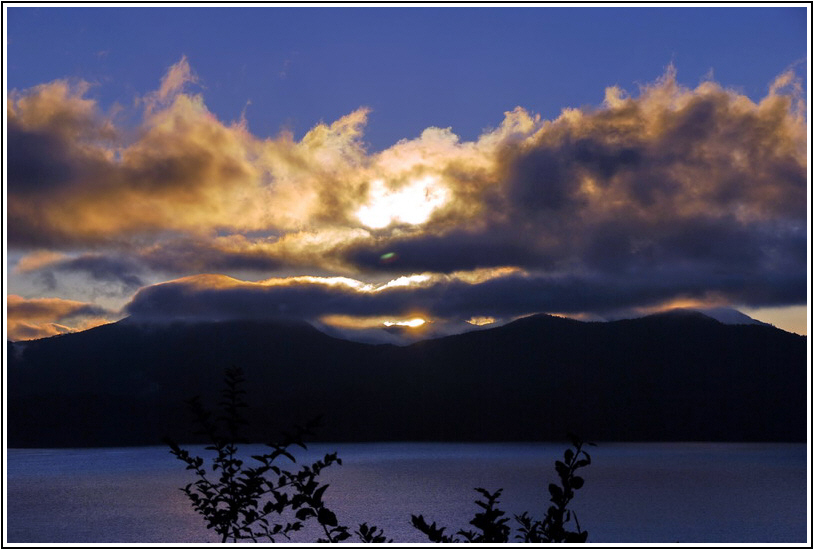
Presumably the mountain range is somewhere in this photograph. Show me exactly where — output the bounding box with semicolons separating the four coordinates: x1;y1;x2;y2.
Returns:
6;309;806;447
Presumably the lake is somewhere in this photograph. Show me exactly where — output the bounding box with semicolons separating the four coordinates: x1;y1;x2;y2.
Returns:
5;442;808;544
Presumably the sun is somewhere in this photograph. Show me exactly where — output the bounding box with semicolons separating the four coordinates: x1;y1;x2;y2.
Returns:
356;175;449;229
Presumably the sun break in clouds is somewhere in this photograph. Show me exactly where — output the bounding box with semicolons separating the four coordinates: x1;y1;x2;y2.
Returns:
6;58;808;339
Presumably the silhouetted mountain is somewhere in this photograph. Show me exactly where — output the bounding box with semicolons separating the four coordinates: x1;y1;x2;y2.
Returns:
7;311;806;447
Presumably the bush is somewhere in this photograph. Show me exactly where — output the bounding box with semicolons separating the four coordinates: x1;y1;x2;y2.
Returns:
411;433;594;543
164;366;389;542
166;366;592;543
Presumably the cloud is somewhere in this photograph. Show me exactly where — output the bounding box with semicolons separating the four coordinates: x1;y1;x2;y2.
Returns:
7;295;115;341
18;253;146;294
340;67;807;312
122;271;520;322
144;55;199;113
7;60;374;247
7;60;807;322
14;250;69;273
123;261;803;333
8;72;259;245
136;236;284;274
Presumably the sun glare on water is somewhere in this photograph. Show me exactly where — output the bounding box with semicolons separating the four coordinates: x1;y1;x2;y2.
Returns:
357;176;449;229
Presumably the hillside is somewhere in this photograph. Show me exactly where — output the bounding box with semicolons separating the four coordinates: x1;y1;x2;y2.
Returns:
6;311;806;446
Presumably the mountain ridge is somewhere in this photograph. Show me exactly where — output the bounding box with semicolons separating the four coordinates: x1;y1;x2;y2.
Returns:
7;310;805;447
5;307;796;348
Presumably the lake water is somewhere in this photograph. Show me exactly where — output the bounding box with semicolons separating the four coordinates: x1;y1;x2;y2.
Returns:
5;442;808;544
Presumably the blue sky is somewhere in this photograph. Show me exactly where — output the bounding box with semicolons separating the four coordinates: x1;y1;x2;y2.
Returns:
7;6;806;150
5;5;810;341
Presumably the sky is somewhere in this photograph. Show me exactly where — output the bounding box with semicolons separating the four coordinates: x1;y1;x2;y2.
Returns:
4;4;810;342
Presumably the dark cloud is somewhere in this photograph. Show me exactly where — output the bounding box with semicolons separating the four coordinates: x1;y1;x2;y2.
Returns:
7;124;77;195
123;261;805;327
46;255;146;292
124;276;423;321
138;238;283;274
6;119;110;247
347;230;545;273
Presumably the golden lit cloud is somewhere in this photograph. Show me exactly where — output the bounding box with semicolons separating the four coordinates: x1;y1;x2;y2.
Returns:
450;267;526;284
7;60;806;334
466;316;496;326
7;295;115;341
14;250;68;273
143;54;199;114
9;61;804;255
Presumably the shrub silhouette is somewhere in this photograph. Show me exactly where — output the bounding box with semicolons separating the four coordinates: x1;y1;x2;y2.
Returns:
410;433;593;543
167;366;590;543
164;366;390;543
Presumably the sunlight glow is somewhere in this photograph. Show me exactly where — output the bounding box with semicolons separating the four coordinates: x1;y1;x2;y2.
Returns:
356;176;449;229
383;318;426;328
451;266;526;284
267;276;374;292
379;274;432;290
466;316;496;326
740;305;807;336
635;297;723;315
180;268;525;297
320;314;429;330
